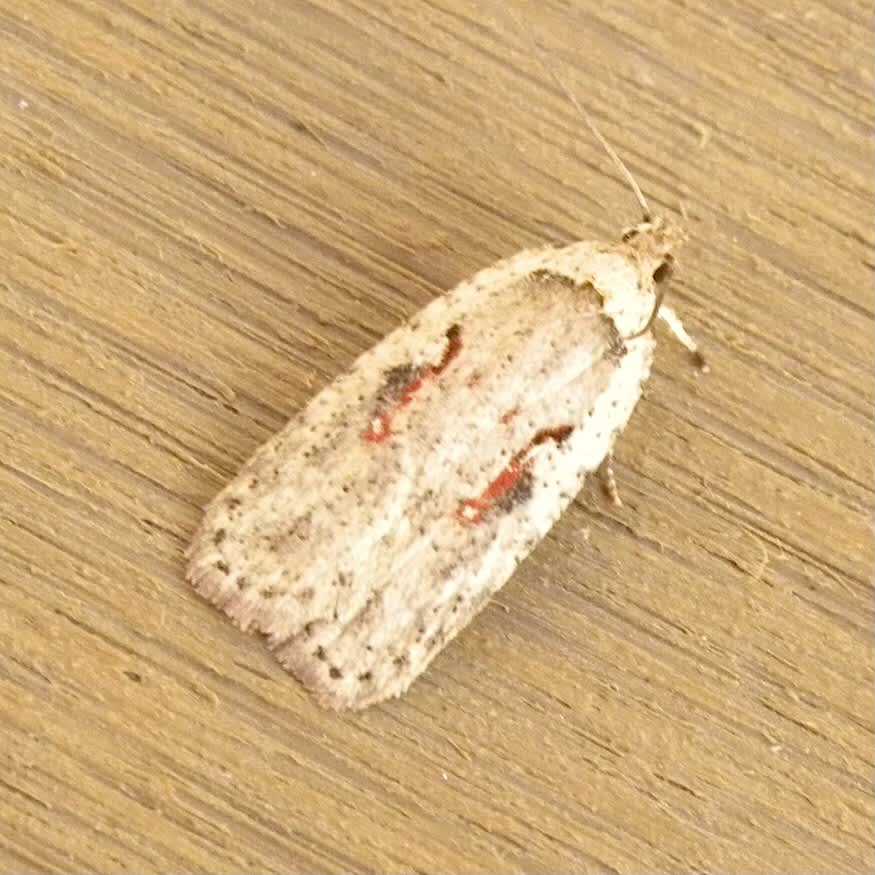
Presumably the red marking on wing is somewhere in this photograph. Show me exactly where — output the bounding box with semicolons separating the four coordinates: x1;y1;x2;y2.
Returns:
363;325;462;443
456;426;573;524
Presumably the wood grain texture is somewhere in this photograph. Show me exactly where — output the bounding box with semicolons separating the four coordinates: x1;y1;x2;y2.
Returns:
0;0;871;872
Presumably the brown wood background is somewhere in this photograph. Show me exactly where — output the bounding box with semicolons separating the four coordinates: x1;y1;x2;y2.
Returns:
1;1;872;872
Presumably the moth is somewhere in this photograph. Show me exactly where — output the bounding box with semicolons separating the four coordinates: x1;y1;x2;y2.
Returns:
186;50;706;710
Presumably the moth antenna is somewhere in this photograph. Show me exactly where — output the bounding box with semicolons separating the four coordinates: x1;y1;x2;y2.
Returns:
506;8;652;222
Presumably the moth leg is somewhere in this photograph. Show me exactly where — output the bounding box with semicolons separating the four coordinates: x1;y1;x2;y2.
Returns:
659;306;709;372
600;452;623;507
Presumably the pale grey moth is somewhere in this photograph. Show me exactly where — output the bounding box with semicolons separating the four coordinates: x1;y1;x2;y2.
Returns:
186;209;704;709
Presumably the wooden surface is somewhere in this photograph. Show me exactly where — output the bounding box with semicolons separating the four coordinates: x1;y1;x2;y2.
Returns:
1;0;872;871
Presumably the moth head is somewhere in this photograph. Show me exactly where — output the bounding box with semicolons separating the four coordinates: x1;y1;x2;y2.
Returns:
613;215;686;338
620;215;684;284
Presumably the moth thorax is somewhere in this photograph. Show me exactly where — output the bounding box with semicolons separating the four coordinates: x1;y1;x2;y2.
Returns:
602;282;659;340
590;251;659;340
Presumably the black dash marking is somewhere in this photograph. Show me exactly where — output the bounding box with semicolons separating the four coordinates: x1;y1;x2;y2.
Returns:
213;528;227;545
329;666;342;679
497;469;534;513
379;363;419;404
528;269;579;290
532;425;574;446
604;317;628;362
